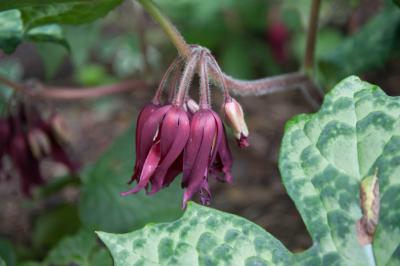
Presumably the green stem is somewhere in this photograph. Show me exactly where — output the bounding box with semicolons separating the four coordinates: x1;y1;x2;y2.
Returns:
303;0;321;74
137;0;190;58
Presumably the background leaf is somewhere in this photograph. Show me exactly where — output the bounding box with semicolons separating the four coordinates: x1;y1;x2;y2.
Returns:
99;76;400;265
0;0;88;11
0;9;68;54
19;0;124;28
318;4;400;87
0;0;122;53
32;204;81;250
78;124;183;233
0;59;23;111
0;10;23;53
0;237;16;266
26;24;69;50
44;229;112;266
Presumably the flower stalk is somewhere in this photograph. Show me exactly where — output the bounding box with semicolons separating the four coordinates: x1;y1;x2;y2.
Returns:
304;0;321;74
137;0;322;104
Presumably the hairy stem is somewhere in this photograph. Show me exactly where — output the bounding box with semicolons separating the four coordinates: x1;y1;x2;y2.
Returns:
303;0;321;73
30;80;147;100
206;55;231;101
152;57;183;104
173;52;199;106
137;0;191;58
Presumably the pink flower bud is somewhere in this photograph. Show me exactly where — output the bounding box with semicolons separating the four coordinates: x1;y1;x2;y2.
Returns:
223;98;249;148
184;98;200;116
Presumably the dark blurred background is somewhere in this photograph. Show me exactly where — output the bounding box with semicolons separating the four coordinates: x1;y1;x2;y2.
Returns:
1;0;400;264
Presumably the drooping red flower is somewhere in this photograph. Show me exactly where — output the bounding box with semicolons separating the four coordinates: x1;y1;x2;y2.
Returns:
122;47;248;208
129;103;161;184
182;109;224;207
122;104;190;195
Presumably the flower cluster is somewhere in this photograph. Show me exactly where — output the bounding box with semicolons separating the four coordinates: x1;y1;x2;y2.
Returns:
122;47;249;208
0;100;78;196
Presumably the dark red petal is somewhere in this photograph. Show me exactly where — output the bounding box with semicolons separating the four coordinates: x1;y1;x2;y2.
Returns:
210;110;223;163
121;141;161;196
130;105;170;183
138;105;170;165
134;104;159;165
182;112;207;187
210;125;233;183
162;153;183;187
149;108;190;194
130;104;158;183
182;112;217;207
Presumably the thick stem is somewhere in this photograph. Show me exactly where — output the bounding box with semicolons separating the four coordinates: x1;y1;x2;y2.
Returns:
30;80;147;100
137;0;190;58
0;74;25;91
222;72;307;96
303;0;321;73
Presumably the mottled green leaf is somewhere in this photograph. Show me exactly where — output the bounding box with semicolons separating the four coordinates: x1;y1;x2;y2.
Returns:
319;5;400;87
98;202;294;266
0;257;4;266
99;76;400;265
78;124;183;233
280;76;400;265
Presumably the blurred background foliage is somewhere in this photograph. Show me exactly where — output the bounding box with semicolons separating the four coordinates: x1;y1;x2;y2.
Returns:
0;0;400;265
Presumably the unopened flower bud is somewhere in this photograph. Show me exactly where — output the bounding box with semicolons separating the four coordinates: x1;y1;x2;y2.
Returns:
49;114;70;144
223;98;249;148
28;128;51;159
185;98;200;116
